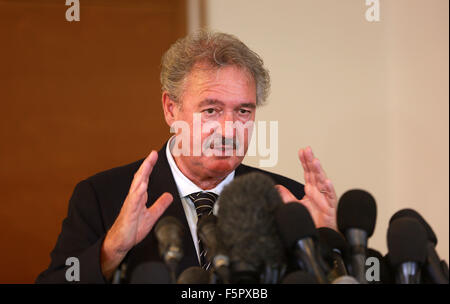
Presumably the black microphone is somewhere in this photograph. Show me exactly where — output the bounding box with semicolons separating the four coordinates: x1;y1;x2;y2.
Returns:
197;214;230;284
390;208;449;284
387;217;428;284
366;248;394;284
154;216;185;283
317;227;349;281
281;271;318;284
177;266;210;284
216;172;286;284
275;202;329;284
129;262;171;284
337;189;377;283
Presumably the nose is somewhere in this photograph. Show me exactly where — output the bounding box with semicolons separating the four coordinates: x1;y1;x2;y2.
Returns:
219;111;236;139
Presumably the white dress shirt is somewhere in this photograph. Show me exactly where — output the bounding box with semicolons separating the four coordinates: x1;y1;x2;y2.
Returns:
165;137;235;264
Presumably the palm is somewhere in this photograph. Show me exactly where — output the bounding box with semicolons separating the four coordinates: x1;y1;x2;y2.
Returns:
276;147;337;230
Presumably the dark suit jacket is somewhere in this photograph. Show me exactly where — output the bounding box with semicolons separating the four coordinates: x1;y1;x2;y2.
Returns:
36;142;305;283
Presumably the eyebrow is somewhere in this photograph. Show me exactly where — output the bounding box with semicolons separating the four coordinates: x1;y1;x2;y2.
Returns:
198;98;256;109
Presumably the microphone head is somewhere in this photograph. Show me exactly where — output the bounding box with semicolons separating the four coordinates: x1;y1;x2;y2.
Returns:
332;275;360;284
177;266;210;284
281;271;318;284
387;217;428;267
275;202;317;250
337;189;377;237
154;216;185;264
198;213;218;231
389;208;437;245
129;262;171;284
197;214;223;262
317;227;349;258
217;172;285;274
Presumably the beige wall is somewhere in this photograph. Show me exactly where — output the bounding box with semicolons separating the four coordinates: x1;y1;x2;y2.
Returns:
201;0;449;261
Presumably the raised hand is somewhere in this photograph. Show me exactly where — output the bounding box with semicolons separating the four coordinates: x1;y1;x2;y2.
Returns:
100;151;173;280
276;147;337;230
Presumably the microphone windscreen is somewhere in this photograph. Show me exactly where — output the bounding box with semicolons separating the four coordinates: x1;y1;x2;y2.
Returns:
129;262;171;284
198;213;218;231
275;202;317;249
389;208;437;245
154;216;185;263
317;227;349;258
281;271;318;284
332;275;360;284
154;216;185;246
337;189;377;237
217;172;285;271
387;217;428;266
177;266;210;284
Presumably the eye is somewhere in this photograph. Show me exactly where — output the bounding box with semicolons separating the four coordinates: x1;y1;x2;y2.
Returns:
239;109;251;115
201;108;219;118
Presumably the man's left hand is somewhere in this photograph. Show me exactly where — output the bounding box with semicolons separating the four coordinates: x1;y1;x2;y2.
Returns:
276;146;338;230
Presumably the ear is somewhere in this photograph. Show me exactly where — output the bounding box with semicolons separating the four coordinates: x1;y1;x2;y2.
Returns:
162;91;179;127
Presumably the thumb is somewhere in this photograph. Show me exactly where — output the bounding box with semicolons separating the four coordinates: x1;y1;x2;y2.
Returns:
275;184;298;204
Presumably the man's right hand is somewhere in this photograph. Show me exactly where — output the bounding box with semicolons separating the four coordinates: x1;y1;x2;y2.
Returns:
100;151;173;281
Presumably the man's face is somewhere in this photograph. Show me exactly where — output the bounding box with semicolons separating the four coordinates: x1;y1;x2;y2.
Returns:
164;64;257;180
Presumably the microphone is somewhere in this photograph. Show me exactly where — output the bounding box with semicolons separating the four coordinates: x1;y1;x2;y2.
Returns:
197;214;230;284
177;266;210;284
390;208;449;284
317;227;349;281
331;275;360;284
337;189;377;283
129;262;171;284
275;202;329;284
387;217;428;284
366;248;394;284
216;172;286;284
281;271;318;284
154;216;185;283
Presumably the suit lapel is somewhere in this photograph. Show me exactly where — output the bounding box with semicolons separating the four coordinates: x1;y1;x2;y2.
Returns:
145;143;199;269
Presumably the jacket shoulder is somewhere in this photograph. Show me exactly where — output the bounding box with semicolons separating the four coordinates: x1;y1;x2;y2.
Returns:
83;159;145;226
86;159;144;186
237;164;305;200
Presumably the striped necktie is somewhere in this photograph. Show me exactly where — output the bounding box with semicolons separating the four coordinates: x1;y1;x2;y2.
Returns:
188;191;218;269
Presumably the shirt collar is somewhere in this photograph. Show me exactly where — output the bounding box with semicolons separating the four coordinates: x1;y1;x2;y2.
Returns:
165;136;235;198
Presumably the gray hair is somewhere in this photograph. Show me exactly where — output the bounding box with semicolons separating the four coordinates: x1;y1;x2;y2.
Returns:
160;30;270;106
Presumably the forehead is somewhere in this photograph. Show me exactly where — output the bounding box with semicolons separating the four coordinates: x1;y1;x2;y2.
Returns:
181;64;257;106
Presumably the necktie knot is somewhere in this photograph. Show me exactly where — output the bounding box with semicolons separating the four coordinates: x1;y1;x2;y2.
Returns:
188;191;218;218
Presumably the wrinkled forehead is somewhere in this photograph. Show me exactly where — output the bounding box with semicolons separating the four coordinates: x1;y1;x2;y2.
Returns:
179;62;257;105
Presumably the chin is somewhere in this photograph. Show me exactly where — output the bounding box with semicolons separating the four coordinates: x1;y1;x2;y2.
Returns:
204;156;243;175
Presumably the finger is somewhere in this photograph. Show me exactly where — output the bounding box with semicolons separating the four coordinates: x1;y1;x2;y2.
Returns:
275;184;299;203
130;151;158;193
298;148;311;184
324;179;337;207
312;158;328;189
122;181;149;214
145;192;174;228
311;159;337;208
304;183;329;210
304;147;317;185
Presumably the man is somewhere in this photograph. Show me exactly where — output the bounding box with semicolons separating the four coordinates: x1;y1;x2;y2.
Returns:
36;30;337;283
